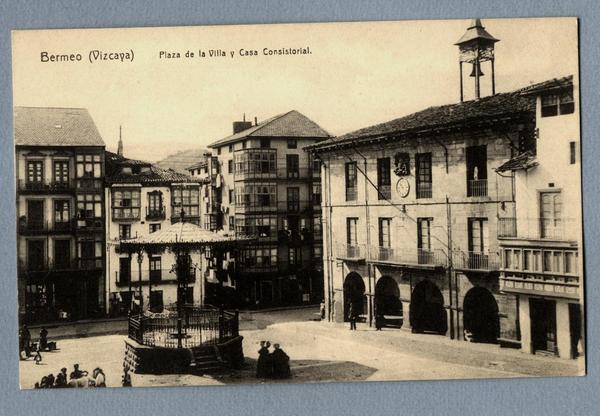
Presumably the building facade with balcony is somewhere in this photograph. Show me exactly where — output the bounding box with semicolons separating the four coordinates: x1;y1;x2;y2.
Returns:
496;76;583;359
201;111;330;307
105;151;205;315
15;107;106;323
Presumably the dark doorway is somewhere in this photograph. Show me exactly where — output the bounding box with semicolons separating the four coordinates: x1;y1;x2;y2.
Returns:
569;303;582;359
150;290;164;312
374;276;402;327
530;298;557;355
343;272;365;322
27;240;45;271
463;287;499;343
410;280;447;334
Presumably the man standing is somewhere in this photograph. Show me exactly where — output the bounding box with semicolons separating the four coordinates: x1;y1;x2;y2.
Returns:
349;301;357;330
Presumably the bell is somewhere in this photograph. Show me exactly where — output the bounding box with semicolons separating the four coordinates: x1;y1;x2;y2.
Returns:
469;62;484;77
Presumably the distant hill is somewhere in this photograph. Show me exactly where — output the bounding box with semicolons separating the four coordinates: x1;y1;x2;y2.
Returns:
155;148;209;173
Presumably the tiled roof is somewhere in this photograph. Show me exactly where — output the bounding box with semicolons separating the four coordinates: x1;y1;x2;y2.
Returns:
455;19;499;45
186;160;207;171
519;75;573;96
208;110;331;148
309;90;535;151
14;106;104;147
105;151;203;185
495;151;538;172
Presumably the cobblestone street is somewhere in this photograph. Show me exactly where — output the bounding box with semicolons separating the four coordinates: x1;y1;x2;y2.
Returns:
19;307;582;389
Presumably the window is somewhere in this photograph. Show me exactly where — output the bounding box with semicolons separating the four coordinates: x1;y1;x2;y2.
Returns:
347;218;358;246
236;183;277;208
570;141;577;164
54;239;71;269
256;185;276;207
466;145;487;197
112;189;141;220
229;189;234;203
260;138;271;148
147;191;163;218
468;218;488;253
289;247;301;265
229;215;234;229
235;216;276;237
565;251;578;274
228;144;233;153
417;218;432;250
287;187;300;212
119;257;131;283
540;191;562;239
242;140;247;149
378;218;391;247
377;158;391;200
416;153;432;199
54;200;70;227
242;247;278;268
217;147;221;155
53;161;69;184
345;162;357;201
287;139;297;149
312;183;321;204
541;87;575;117
119;224;131;240
75;154;102;178
234;149;276;175
150;257;161;282
172;187;200;218
228;159;233;174
286;154;299;178
26;239;45;271
313;246;323;261
149;223;161;233
77;193;102;219
27;161;43;183
313;216;322;236
312;159;321;176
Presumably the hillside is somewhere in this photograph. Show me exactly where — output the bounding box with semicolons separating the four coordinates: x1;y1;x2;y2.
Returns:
155;148;209;173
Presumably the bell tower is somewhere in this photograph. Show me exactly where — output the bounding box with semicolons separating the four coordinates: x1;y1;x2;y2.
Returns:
455;19;499;101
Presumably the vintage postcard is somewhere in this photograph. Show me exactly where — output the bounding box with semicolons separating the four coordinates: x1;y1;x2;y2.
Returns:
12;17;584;390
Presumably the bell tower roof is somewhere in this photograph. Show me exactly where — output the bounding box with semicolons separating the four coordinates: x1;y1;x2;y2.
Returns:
455;18;499;46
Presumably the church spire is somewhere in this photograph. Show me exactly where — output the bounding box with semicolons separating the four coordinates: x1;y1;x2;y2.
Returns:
117;125;123;157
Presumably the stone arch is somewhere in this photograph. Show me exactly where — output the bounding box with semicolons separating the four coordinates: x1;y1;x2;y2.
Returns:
463;286;500;343
410;280;447;334
343;272;365;322
375;276;403;327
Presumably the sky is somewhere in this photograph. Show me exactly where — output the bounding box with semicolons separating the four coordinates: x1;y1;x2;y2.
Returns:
11;17;578;162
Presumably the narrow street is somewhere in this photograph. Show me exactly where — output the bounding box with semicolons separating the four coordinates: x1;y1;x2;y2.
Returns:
19;307;582;389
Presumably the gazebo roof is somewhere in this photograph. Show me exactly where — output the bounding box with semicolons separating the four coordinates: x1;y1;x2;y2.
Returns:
118;220;253;251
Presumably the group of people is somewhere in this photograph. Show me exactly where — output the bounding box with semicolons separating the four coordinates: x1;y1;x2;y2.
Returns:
33;364;106;388
19;325;57;362
348;302;387;331
256;341;290;379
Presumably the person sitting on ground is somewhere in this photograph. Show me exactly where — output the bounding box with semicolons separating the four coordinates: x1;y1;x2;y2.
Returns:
70;363;88;379
46;373;55;387
55;368;68;388
256;341;271;379
91;368;106;387
270;343;290;379
39;328;49;351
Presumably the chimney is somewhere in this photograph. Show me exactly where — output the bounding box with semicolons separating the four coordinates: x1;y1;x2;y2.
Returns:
254;116;258;126
233;114;253;134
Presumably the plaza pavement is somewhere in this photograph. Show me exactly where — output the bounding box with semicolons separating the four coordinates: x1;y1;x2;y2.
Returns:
19;307;583;389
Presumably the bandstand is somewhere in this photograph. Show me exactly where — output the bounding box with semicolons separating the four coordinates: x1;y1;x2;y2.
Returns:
117;217;253;374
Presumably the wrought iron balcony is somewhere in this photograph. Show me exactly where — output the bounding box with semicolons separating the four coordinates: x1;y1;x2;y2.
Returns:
346;187;358;201
368;246;447;267
498;217;517;238
377;185;391;200
467;179;488;197
452;250;500;272
17;179;74;193
17;218;75;234
335;243;366;261
416;182;433;199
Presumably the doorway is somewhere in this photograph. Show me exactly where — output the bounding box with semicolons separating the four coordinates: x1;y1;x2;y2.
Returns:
530;298;557;355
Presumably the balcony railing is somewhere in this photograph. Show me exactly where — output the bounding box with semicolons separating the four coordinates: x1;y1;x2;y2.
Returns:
21;257;103;273
75;217;104;231
115;268;196;286
145;206;166;220
18;218;76;234
452;250;499;271
467;179;488;197
498;217;577;241
368;246;447;267
335;243;366;260
112;208;141;221
17;179;74;193
416;182;432;199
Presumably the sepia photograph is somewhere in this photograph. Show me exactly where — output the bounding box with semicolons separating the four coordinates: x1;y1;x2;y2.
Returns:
11;17;584;390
